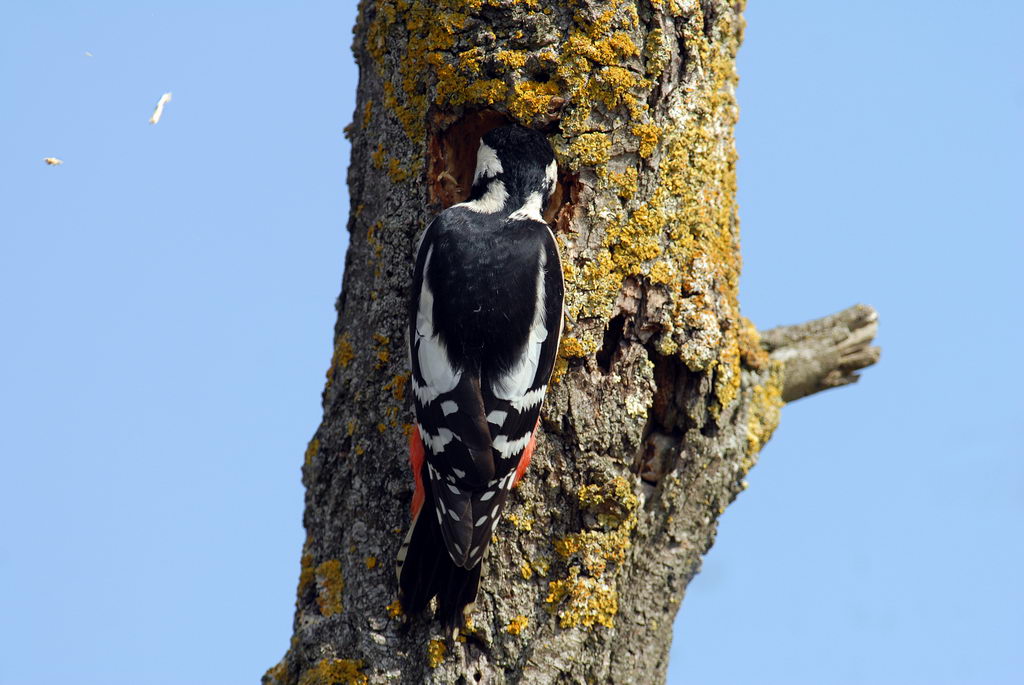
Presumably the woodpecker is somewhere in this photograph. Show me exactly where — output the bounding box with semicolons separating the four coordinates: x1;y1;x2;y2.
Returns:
396;125;564;628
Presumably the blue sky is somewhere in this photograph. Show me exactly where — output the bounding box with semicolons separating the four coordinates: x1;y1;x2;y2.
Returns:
1;2;1020;684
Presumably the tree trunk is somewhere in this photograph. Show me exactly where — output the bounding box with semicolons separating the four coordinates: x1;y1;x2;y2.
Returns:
264;1;878;683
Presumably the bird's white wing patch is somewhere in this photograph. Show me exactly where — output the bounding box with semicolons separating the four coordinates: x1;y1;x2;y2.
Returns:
492;248;548;405
413;247;462;404
418;424;455;454
510;385;547;413
492;433;532;459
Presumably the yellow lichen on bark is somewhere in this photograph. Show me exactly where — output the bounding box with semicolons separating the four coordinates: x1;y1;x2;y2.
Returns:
568;133;612;169
545;567;619;628
363;0;653;144
738;316;771;369
263;659;290;685
506;513;534;531
559;336;593;359
546;476;639;628
325;334;355;390
427;639;447;668
382;372;409;401
297;659;368;685
304;438;320;468
557;2;748;419
508;80;561;120
745;361;784;455
314;560;345;616
631;122;660;158
506;615;530;634
296;550;315;603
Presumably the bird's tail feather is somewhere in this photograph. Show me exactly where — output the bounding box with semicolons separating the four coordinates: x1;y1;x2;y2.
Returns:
397;466;482;629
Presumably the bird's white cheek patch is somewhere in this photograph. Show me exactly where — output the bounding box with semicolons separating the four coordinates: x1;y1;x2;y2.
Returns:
459;180;508;214
508;191;544;222
473;143;503;183
545;159;558;196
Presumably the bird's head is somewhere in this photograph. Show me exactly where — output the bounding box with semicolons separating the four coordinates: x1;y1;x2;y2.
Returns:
468;125;557;212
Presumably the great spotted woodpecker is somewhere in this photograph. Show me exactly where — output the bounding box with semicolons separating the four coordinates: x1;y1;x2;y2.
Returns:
396;125;564;628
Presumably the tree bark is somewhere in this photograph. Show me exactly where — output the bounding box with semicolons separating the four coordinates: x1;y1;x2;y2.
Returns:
264;1;879;683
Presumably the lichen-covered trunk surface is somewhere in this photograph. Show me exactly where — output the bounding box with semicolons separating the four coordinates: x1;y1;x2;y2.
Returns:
266;1;783;683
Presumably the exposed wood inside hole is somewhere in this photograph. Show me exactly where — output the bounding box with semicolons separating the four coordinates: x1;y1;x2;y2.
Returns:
428;110;509;208
427;110;579;232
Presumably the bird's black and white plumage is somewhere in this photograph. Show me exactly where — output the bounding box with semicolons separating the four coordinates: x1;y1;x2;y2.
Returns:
396;125;563;628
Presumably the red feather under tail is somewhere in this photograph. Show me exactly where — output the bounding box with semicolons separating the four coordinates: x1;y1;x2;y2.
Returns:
408;426;426;515
513;417;540;486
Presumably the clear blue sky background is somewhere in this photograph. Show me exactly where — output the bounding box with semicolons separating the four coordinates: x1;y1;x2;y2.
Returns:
1;2;1020;683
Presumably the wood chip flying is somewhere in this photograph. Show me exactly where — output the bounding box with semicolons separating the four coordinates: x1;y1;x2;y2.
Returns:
43;157;63;166
149;92;172;125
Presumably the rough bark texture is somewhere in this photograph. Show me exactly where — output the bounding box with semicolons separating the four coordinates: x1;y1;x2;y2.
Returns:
264;1;878;683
